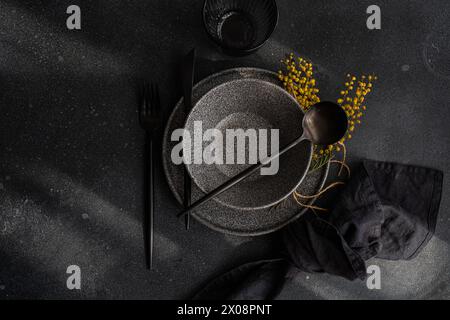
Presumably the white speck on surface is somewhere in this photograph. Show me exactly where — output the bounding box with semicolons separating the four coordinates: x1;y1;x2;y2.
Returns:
306;276;310;280
401;64;410;72
81;213;89;220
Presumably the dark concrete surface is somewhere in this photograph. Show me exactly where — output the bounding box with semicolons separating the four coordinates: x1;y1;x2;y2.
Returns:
0;0;449;299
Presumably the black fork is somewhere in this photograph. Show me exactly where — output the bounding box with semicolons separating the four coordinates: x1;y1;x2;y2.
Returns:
139;82;162;270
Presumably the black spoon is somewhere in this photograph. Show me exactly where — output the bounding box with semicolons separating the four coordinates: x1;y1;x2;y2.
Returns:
177;101;348;218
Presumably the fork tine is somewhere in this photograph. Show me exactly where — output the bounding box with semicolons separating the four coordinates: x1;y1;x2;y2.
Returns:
154;83;160;115
140;82;147;120
146;81;152;116
150;82;156;115
148;83;153;115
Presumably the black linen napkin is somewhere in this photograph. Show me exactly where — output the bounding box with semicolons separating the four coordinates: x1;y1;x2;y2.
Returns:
193;159;443;300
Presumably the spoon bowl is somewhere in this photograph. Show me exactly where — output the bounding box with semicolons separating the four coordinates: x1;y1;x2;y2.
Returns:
303;101;348;145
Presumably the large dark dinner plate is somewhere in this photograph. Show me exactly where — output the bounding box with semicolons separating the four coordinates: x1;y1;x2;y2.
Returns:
162;68;329;236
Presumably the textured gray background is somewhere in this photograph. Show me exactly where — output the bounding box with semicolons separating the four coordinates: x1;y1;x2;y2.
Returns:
0;0;449;299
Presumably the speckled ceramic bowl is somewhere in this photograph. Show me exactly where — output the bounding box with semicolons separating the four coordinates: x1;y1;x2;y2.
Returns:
184;78;312;210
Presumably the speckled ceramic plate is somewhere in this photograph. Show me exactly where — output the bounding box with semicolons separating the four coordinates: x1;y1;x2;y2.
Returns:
162;68;329;236
184;78;312;210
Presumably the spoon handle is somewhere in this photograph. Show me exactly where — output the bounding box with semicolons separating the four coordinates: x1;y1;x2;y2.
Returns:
178;134;307;217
